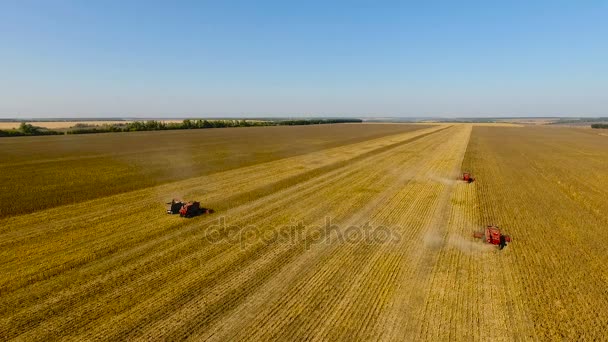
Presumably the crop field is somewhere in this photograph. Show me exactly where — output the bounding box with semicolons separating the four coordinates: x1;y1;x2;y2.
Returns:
1;123;607;340
0;123;425;217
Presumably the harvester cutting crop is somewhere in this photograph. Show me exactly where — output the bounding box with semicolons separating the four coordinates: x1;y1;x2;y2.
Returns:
474;225;511;250
462;172;475;183
166;199;214;218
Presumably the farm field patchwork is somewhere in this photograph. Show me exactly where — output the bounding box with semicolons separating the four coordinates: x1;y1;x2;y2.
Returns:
1;124;607;340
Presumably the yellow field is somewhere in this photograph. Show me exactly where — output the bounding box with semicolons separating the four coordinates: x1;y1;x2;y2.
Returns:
1;124;607;340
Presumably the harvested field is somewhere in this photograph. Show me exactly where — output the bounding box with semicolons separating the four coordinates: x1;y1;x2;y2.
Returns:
1;124;607;340
0;124;425;217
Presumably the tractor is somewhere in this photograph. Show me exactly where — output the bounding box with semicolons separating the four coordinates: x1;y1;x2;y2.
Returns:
166;199;214;218
474;225;511;250
462;172;475;183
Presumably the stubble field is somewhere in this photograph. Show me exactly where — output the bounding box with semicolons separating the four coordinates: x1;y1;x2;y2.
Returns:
1;123;607;340
0;124;425;217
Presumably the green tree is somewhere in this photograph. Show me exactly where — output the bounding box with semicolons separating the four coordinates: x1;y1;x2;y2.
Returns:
19;122;39;134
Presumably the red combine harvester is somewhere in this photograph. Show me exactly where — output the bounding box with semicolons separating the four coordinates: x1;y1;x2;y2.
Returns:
166;199;214;218
462;172;475;183
474;225;511;250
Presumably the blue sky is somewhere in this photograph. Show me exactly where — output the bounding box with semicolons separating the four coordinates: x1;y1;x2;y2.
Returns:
1;0;606;118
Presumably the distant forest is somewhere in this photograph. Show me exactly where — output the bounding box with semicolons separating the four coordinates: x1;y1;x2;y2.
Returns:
0;118;362;137
591;123;608;129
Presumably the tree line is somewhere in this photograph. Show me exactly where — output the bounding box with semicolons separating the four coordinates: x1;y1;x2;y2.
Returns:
0;119;362;137
0;123;62;137
591;123;608;129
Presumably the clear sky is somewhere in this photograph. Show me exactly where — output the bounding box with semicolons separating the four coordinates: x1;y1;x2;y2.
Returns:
1;0;607;118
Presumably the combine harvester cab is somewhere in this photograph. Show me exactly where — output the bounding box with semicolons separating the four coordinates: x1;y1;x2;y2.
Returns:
167;200;184;214
166;199;214;218
180;201;200;218
485;226;501;245
474;225;511;250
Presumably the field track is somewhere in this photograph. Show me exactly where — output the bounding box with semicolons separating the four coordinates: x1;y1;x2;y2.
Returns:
2;124;608;340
